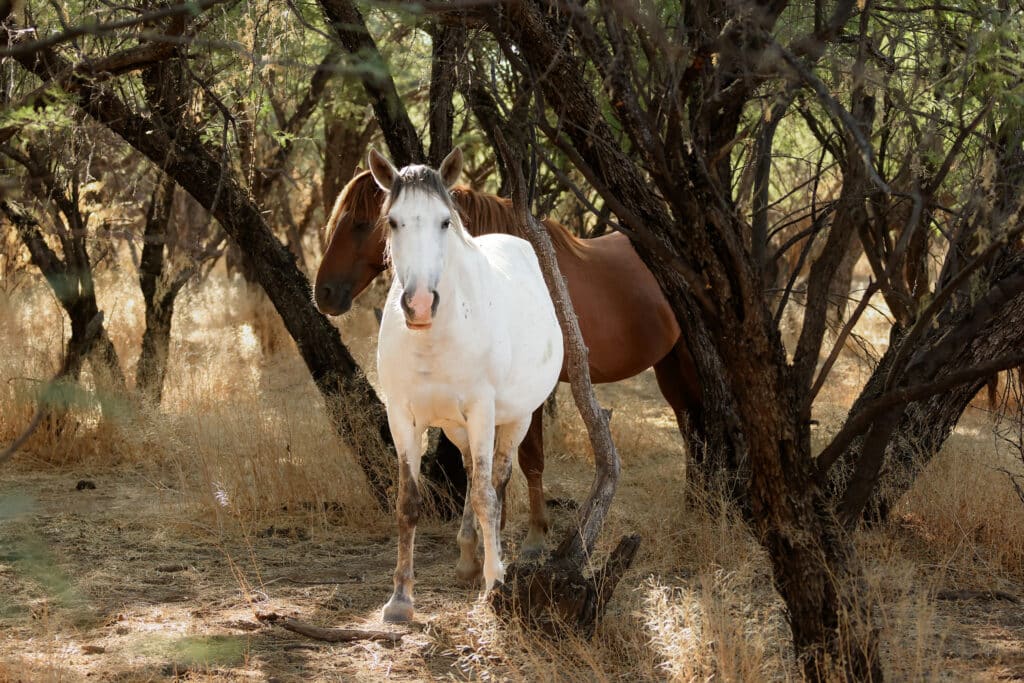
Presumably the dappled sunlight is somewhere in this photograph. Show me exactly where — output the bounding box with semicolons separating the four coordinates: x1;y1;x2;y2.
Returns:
639;576;791;682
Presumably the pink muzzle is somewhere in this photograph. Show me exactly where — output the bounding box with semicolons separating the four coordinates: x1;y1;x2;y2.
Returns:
401;287;439;329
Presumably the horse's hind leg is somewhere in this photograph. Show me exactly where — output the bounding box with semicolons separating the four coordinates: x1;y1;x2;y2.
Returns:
443;426;481;584
382;409;425;623
494;416;531;565
518;408;548;556
653;339;703;458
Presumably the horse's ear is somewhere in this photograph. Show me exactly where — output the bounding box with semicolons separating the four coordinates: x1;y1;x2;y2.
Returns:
439;147;463;188
368;148;397;191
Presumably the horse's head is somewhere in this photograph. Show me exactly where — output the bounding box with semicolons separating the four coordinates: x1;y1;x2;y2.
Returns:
314;171;389;316
369;147;464;331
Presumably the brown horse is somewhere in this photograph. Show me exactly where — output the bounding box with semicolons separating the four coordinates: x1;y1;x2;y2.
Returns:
315;171;700;553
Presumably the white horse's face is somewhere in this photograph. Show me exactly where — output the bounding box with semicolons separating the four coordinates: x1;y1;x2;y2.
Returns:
386;189;454;329
368;147;464;331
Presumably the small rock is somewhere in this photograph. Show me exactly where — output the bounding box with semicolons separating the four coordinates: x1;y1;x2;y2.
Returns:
76;480;97;491
82;645;105;654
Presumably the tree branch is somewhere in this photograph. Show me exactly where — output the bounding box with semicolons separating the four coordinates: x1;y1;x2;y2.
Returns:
0;0;230;58
817;349;1024;479
317;0;425;166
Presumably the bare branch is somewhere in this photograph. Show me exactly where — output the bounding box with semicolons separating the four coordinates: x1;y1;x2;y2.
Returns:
318;0;424;166
817;349;1024;478
494;127;622;564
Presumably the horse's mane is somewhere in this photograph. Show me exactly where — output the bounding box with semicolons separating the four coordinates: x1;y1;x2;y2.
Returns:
326;171;587;259
450;187;586;258
323;170;387;245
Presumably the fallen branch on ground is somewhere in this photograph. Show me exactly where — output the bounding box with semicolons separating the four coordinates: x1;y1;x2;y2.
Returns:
935;589;1020;604
255;612;403;643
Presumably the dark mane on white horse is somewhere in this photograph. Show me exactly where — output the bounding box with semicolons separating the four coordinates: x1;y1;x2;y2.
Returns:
384;165;455;213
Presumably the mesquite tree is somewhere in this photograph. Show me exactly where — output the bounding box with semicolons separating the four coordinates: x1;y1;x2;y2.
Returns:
411;1;1024;678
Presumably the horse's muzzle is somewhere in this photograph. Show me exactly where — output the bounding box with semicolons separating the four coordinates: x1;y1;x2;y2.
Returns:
401;288;439;329
314;281;353;316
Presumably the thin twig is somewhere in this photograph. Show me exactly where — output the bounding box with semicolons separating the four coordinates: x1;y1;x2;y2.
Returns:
805;280;881;406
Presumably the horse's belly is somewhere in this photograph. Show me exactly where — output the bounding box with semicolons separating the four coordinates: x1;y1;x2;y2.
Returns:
560;233;680;383
407;385;466;427
492;333;561;423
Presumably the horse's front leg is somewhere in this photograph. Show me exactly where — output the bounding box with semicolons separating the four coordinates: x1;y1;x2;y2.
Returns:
382;408;425;623
465;399;502;592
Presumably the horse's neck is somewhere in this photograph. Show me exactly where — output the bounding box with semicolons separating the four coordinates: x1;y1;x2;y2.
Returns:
435;232;484;319
453;187;585;259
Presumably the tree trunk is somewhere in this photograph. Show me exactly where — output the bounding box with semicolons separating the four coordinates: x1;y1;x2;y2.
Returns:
2;200;127;418
137;297;175;405
475;4;883;674
135;175;177;405
318;0;425;166
644;233;882;681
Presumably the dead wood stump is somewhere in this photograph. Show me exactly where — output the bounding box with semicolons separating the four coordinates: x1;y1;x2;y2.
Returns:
490;534;641;636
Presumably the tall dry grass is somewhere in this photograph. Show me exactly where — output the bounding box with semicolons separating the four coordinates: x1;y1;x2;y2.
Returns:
2;260;1024;681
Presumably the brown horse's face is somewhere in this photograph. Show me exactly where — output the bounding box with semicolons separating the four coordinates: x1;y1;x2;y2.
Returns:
314;176;388;316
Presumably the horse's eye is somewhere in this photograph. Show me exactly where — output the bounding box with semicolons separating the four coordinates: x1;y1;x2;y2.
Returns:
388;217;398;230
441;218;451;230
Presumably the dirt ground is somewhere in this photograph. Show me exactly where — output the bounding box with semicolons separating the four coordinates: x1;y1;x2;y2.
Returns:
2;369;1023;682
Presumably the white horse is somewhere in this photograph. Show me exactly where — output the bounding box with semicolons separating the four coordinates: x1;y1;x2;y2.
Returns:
370;147;563;623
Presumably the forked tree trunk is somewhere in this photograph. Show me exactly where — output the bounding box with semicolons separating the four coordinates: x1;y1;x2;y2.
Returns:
856;274;1024;522
488;135;640;635
135;175;178;405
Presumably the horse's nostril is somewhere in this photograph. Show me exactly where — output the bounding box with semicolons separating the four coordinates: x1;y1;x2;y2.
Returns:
319;283;334;302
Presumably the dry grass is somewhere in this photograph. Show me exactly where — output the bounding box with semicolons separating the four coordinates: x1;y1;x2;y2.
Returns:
2;266;1024;681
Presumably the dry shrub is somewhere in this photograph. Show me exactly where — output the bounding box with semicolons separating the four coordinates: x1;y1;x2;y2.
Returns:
1;270;381;532
896;422;1024;581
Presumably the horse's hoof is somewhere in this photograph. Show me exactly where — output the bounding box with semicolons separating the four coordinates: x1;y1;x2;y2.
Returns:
521;530;547;558
455;558;483;586
382;597;414;623
519;544;545;562
483;575;504;595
